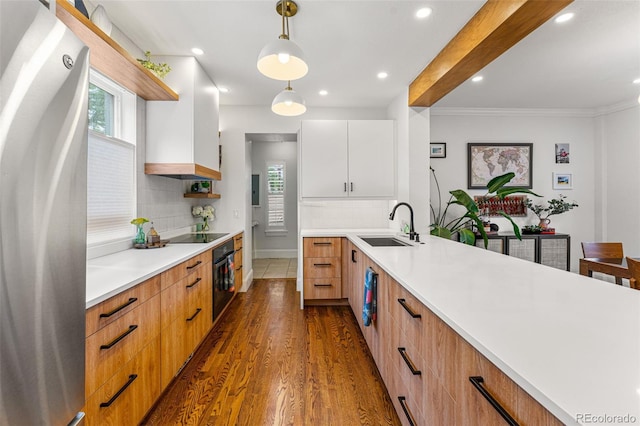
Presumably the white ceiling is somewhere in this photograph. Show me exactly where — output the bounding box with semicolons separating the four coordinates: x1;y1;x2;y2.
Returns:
91;0;640;110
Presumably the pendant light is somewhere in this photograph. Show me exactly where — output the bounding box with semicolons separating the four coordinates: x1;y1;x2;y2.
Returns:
257;1;308;81
272;81;306;116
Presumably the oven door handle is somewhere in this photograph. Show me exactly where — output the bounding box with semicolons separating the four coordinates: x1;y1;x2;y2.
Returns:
214;251;235;267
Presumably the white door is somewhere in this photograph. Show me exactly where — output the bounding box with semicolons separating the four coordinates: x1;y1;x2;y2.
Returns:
300;120;349;198
347;120;395;198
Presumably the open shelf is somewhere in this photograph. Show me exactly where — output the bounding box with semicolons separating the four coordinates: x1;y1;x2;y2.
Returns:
56;0;178;101
184;193;221;199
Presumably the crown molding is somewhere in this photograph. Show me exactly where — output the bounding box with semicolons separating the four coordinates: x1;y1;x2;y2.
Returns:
594;100;639;117
429;107;595;117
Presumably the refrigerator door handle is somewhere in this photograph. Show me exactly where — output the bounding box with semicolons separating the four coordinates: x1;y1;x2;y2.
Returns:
67;412;85;426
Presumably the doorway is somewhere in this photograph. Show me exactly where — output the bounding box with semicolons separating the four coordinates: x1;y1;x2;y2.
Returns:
247;133;298;279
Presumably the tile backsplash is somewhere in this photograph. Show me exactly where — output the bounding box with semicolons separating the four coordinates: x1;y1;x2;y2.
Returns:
299;200;394;229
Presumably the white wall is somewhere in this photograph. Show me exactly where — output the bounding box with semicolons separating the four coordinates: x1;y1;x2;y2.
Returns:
595;103;640;255
430;109;596;272
251;140;298;258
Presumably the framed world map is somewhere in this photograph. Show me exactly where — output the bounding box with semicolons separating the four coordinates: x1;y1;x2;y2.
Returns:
467;143;533;189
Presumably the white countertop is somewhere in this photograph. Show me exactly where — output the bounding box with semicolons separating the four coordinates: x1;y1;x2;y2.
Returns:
86;230;242;308
301;229;640;425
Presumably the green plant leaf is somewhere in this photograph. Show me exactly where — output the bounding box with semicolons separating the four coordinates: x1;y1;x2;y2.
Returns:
430;226;452;239
497;212;522;239
450;190;478;213
458;228;476;245
486;172;515;192
496;187;542;198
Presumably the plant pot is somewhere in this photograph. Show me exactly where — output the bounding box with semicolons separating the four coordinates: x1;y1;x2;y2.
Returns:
538;218;551;230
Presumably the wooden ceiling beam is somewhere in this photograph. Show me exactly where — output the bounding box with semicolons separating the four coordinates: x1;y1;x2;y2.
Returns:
408;0;574;107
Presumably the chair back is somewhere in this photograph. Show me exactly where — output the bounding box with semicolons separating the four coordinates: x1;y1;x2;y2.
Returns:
626;257;640;290
581;242;624;258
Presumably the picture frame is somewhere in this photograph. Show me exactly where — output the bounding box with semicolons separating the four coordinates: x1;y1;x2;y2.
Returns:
430;142;446;158
555;143;570;164
467;143;533;189
552;172;573;190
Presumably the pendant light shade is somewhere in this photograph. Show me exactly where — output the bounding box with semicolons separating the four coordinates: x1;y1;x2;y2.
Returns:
272;83;306;116
257;38;308;81
257;0;308;81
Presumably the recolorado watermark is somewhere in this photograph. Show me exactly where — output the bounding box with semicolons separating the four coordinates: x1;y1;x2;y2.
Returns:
576;413;637;424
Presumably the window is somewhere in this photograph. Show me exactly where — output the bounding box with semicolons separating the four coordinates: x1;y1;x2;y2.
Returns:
87;70;137;246
266;162;286;230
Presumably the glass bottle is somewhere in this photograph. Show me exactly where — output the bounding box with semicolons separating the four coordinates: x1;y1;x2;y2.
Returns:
134;224;145;244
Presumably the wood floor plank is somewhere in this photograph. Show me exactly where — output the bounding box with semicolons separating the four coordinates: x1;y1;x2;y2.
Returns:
141;278;400;425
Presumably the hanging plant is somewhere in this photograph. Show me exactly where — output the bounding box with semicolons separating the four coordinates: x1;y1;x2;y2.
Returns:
137;51;171;79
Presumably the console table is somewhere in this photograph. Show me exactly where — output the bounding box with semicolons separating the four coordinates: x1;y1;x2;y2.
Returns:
472;233;571;271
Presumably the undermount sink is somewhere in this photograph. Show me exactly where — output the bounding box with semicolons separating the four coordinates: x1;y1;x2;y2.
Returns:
359;236;412;247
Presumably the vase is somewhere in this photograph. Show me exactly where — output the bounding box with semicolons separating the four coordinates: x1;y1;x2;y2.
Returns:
538;218;551;230
203;219;210;232
134;224;146;244
90;4;113;36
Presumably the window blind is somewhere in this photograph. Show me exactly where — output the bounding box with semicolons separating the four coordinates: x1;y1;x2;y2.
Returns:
267;163;285;228
87;131;136;245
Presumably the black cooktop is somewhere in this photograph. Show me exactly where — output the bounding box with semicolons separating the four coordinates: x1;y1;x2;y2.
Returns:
170;233;229;244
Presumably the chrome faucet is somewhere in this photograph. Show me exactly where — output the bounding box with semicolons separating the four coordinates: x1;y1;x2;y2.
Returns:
389;202;418;241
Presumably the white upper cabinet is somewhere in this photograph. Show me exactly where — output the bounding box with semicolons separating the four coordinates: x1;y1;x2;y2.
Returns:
300;120;395;199
146;56;220;178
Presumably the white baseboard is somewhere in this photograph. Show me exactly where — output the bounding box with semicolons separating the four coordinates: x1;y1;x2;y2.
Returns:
240;269;254;292
254;249;298;259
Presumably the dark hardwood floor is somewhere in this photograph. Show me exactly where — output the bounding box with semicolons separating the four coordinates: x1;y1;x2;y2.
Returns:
141;278;400;425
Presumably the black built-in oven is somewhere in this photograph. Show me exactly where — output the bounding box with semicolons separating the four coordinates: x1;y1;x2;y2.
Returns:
212;239;236;321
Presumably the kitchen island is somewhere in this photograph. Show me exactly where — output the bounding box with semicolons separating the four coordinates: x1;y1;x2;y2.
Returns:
301;229;640;425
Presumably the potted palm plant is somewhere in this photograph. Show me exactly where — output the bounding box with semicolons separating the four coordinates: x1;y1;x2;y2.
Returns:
430;167;540;248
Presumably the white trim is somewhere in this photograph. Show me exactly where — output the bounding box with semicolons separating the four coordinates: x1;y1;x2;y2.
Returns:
430;107;594;118
240;269;254;293
253;249;298;258
594;100;639;117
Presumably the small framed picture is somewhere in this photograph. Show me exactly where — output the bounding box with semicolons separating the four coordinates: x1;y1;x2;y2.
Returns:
555;143;570;164
552;172;573;190
430;142;446;158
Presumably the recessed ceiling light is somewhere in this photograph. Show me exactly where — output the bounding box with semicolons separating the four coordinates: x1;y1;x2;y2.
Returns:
191;47;204;55
633;78;640;84
377;72;388;79
554;12;574;23
319;90;328;96
416;7;432;19
471;76;483;82
219;87;229;93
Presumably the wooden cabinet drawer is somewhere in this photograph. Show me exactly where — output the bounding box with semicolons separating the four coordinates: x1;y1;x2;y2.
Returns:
233;233;243;250
86;293;160;398
303;257;341;278
86;275;160;337
303;237;341;258
303;277;342;299
234;247;243;269
161;251;212;290
161;265;211;329
84;336;161;426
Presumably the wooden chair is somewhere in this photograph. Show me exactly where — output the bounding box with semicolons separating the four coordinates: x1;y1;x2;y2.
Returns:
581;242;624;285
625;257;640;290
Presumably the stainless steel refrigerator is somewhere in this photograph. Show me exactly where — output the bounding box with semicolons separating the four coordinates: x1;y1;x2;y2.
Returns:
0;1;89;424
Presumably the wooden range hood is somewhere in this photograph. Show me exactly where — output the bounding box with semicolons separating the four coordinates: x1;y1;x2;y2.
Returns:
408;0;574;107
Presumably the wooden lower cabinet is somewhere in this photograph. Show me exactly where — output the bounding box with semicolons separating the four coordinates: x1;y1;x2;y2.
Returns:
234;233;243;290
84;337;161;426
303;237;342;300
347;247;562;425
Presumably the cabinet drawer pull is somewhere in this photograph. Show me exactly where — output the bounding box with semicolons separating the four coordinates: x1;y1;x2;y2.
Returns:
469;376;519;426
100;374;137;408
398;347;421;375
313;283;332;287
186;277;202;288
186;260;202;270
398;298;421;318
398;396;416;426
235;236;243;241
99;297;137;318
313;263;332;267
186;308;202;322
313;241;332;246
351;249;357;263
100;325;138;350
